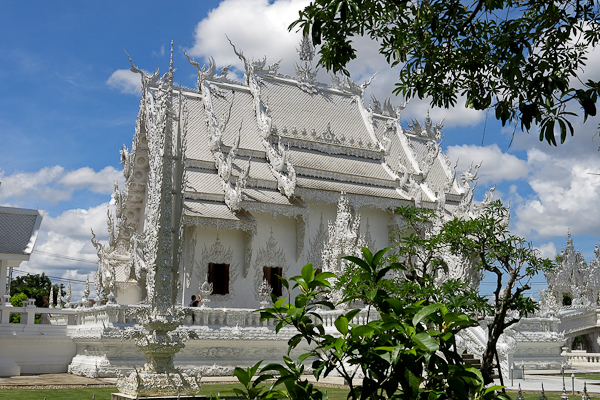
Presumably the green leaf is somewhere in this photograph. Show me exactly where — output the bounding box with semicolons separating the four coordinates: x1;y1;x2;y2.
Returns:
233;367;251;387
412;332;439;352
342;255;371;273
412;303;441;326
288;334;303;349
372;247;391;266
334;315;348;335
301;263;314;283
361;247;374;264
344;308;361;322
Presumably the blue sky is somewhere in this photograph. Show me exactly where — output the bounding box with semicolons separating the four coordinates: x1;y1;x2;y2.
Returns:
1;0;599;299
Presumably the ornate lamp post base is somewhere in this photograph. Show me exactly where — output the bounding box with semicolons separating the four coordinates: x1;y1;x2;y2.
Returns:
116;370;201;398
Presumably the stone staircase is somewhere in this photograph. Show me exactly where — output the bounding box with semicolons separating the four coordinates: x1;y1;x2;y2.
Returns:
462;353;481;369
462;353;500;379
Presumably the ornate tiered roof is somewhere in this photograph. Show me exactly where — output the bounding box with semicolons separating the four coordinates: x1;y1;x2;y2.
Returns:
171;38;470;215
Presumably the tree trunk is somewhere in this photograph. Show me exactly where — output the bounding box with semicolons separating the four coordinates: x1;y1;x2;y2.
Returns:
481;334;499;385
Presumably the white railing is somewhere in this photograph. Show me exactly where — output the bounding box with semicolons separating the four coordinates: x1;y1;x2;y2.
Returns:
0;301;77;325
564;351;600;367
186;307;271;327
1;300;382;329
317;307;378;329
0;301;271;328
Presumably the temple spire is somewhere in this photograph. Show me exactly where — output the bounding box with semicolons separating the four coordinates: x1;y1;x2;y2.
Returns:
297;34;315;62
169;40;174;75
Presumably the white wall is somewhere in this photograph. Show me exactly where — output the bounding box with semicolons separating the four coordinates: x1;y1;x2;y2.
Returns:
177;199;395;309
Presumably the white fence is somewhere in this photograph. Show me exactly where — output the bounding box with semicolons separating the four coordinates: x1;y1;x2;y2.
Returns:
564;351;600;368
0;300;273;328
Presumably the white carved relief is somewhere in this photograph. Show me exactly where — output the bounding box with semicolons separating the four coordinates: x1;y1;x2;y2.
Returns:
197;75;249;212
241;199;308;221
459;161;482;195
404;114;443;140
253;229;288;301
295;188;408;212
279;128;383;158
296;215;306;262
184;226;197;290
197;235;238;302
363;219;376;251
322;193;366;278
294;35;318;93
182;215;257;235
308;213;328;270
407;177;422;208
244;230;253;278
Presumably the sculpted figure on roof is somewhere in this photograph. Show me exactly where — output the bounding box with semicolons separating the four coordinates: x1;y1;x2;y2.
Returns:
182;48;216;86
460;161;482;188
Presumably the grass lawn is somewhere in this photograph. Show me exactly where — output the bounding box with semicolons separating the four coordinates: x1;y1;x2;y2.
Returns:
0;387;116;400
575;373;600;380
1;382;599;400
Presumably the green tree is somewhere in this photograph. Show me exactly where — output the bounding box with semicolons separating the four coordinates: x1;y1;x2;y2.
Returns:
260;258;506;400
9;273;63;307
336;202;552;386
290;0;600;145
9;292;28;323
440;201;554;384
337;206;490;319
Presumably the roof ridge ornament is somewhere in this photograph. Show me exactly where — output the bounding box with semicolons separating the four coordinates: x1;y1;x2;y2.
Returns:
227;36;268;85
181;47;216;89
126;50;160;90
297;34;315;62
294;35;319;93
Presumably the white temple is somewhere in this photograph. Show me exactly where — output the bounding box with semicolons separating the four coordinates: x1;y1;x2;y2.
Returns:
92;38;480;311
4;40;549;382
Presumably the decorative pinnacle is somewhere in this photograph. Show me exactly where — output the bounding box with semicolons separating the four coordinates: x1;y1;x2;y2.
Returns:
297;34;315;63
169;40;174;74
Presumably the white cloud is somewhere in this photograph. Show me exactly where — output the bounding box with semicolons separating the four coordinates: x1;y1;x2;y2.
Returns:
188;0;311;76
18;202;110;300
0;165;124;205
445;144;529;185
58;166;122;194
0;166;70;205
513;148;600;238
152;45;166;58
536;242;557;260
107;69;141;94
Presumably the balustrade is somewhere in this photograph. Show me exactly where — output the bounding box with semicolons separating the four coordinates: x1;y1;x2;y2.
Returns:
0;299;77;325
0;302;381;329
564;351;600;366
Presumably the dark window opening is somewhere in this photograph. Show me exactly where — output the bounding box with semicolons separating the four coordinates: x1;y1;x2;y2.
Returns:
263;266;283;297
208;263;230;295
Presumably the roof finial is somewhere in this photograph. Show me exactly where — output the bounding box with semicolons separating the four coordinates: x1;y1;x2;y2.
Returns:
297;34;315;63
169;40;174;74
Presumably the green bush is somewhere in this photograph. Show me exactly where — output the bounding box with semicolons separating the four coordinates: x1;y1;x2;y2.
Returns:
9;293;28;323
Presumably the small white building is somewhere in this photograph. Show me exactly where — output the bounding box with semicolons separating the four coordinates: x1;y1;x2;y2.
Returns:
0;205;43;305
0;204;45;376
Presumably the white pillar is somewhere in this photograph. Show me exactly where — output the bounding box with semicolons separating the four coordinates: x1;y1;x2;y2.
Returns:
0;260;6;300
